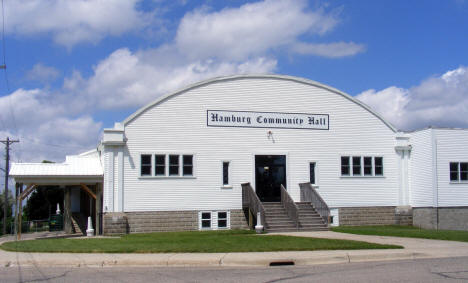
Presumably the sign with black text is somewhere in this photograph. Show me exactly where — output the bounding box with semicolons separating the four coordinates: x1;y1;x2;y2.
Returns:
207;110;329;130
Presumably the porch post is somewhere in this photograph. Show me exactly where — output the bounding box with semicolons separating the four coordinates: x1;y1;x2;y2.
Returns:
63;186;72;234
95;183;102;235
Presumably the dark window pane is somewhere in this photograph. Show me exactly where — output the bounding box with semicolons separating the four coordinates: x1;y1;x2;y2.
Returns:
201;212;211;228
223;162;229;185
141;166;151;176
375;166;383;176
183;155;193;165
461;172;468;181
141;155;151;164
169;155;179;175
141;154;151;176
450;162;459;171
375;157;383;176
309;162;316;184
460;163;468;171
202;220;211;228
364;157;372;176
218;212;227;219
341;156;350;176
155;155;165;176
155;166;165;176
218;220;227;228
375;157;383;167
451;172;459;181
352;156;361;176
183;155;193;176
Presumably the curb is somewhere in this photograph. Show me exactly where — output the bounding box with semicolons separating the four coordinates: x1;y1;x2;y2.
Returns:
0;250;432;268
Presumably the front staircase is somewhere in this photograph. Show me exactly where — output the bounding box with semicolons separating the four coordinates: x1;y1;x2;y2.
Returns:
263;202;328;232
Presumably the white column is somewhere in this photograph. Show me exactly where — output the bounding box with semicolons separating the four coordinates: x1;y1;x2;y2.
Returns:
118;150;124;212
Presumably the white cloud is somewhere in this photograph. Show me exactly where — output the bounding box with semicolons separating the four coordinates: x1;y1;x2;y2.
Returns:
291;42;366;58
26;63;60;83
0;89;102;162
6;0;151;47
175;0;355;60
356;66;468;130
82;48;277;109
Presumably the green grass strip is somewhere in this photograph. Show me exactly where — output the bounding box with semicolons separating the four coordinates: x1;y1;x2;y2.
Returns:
332;225;468;242
1;230;401;253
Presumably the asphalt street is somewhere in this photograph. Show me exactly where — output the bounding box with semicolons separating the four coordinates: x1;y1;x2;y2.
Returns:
1;256;468;283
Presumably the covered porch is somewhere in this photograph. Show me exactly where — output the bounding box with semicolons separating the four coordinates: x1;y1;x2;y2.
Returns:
9;151;103;238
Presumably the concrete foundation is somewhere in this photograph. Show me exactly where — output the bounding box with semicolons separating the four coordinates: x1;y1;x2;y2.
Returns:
103;209;248;235
338;206;413;226
413;207;468;231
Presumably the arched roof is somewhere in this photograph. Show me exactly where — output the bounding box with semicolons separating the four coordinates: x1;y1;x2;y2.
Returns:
123;74;397;132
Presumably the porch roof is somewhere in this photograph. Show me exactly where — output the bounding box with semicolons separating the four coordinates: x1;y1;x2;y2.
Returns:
9;150;103;184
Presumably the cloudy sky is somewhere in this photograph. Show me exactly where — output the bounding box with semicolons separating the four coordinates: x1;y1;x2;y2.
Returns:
1;0;468;164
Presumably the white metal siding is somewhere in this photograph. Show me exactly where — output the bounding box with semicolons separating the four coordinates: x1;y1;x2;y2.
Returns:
119;78;399;212
409;129;434;207
435;129;468;206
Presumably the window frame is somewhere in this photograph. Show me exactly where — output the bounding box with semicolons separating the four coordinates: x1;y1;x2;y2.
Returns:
140;154;152;176
309;161;317;185
200;211;212;230
450;162;468;183
217;211;228;229
341;155;384;178
182;155;194;176
139;153;196;178
154;154;166;176
199;211;230;230
221;160;232;188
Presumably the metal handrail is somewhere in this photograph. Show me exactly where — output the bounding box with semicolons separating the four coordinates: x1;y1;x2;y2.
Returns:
280;185;300;228
241;183;265;229
299;182;330;225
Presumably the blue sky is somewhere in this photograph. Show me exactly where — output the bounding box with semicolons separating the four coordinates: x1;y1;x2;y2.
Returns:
1;0;468;163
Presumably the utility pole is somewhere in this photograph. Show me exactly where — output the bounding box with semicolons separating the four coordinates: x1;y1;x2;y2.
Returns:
1;137;19;235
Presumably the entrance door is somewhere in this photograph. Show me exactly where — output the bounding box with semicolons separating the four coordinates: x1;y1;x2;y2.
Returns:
255;155;286;202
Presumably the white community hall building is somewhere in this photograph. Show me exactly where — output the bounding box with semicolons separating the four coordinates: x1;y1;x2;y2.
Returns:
9;75;468;235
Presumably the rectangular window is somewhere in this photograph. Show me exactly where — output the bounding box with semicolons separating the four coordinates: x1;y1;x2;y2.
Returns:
140;154;152;176
341;156;350;176
451;162;468;182
352;156;361;176
218;212;227;228
155;154;166;176
223;162;230;185
169;155;179;176
341;156;383;177
183;155;193;176
363;157;373;176
374;157;383;176
450;162;459;181
461;163;468;181
201;212;211;229
309;162;316;184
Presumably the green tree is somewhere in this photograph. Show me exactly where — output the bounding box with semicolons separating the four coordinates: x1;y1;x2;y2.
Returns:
0;189;14;219
24;186;63;220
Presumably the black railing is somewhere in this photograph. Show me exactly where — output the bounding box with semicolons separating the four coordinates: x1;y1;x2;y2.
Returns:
280;185;299;228
299;182;330;226
241;183;265;229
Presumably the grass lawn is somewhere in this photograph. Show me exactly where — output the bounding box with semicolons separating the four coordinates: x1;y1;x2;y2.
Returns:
332;225;468;242
0;230;401;253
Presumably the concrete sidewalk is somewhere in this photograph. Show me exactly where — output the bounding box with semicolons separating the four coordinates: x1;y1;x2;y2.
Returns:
1;231;468;268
